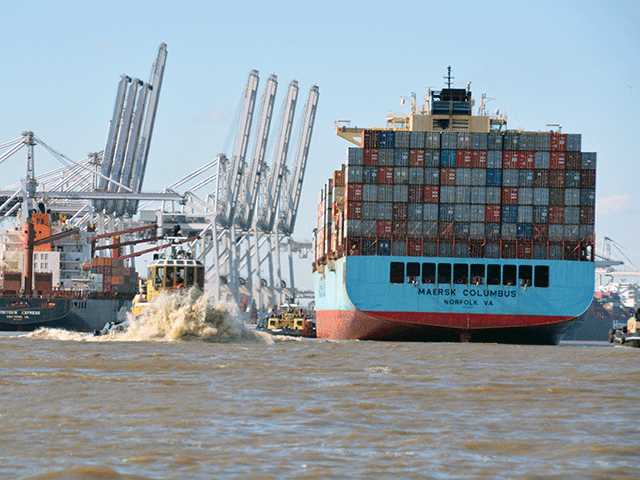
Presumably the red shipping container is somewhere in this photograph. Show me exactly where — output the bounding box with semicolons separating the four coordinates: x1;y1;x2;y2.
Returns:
502;187;518;205
408;185;423;203
346;201;362;219
439;222;455;239
456;150;473;167
377;220;393;238
534;170;549;187
409;149;425;167
363;148;379;166
502;242;517;259
392;203;408;220
440;168;457;185
548;170;565;188
517;244;533;259
518;152;535;169
533;223;548;241
347;183;363;202
549;206;565;223
503;151;518;168
393;220;408;237
378;166;394;184
471;150;487;168
565;152;581;169
581;170;596;187
579;206;594;225
333;170;345;186
550;152;566;169
550;133;566;151
407;239;422;256
423;185;439;203
486;205;501;223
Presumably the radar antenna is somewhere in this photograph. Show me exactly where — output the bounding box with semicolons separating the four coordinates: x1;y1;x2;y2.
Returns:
444;66;454;88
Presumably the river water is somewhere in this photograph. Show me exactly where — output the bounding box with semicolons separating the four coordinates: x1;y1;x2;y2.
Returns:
0;291;638;479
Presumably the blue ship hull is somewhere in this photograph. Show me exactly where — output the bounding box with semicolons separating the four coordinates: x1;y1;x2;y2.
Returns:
314;256;594;344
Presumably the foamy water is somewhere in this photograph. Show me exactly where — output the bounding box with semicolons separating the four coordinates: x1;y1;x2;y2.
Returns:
26;289;273;344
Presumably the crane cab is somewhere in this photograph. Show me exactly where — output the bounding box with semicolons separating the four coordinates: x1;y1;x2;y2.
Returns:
131;251;204;316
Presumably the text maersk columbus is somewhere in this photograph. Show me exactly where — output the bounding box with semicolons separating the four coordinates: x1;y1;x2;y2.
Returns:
312;71;595;344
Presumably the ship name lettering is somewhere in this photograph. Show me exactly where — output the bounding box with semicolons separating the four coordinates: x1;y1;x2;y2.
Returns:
417;288;456;296
463;289;517;298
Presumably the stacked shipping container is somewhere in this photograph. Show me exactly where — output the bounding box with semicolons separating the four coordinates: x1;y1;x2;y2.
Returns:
315;130;595;265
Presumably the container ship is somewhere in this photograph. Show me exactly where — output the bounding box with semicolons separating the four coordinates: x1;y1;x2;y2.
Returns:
312;71;596;344
0;210;140;331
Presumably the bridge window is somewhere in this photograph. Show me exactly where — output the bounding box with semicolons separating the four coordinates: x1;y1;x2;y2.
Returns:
186;267;195;287
487;264;501;285
155;266;165;288
176;266;186;287
438;263;451;284
534;266;549;288
470;264;485;285
422;262;436;284
503;265;517;286
407;262;420;284
390;262;404;284
166;267;176;287
519;265;533;286
196;266;205;289
454;264;469;284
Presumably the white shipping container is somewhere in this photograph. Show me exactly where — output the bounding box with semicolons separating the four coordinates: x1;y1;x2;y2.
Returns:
377;185;393;202
470;222;484;239
424;221;438;238
534;151;550;169
394;167;409;184
533;188;549;205
564;224;579;239
455;186;471;203
549;224;564;240
424;167;440;185
455;204;471;222
456;168;471;185
470;186;486;204
377;202;393;220
408;221;423;237
362;184;377;202
519;188;533;205
518;205;533;223
487;150;502;168
565;207;580;224
346;165;363;183
565;188;580;206
362;202;377;220
409;167;424;184
502;223;517;240
423;204;439;221
344;219;361;235
393;184;409;202
408;203;423;221
410;131;425;148
486;243;500;258
471;168;486;186
440;186;455;203
486;187;501;204
518;170;534;187
502;169;518;187
361;220;377;237
470;205;485;222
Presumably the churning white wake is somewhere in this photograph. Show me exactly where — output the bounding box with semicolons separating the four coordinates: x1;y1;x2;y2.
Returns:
26;289;274;344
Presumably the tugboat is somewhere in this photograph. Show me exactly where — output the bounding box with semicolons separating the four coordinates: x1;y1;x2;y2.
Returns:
608;309;640;348
94;245;204;335
258;298;316;338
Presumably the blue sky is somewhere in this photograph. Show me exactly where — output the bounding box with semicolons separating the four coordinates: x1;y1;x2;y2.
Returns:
2;1;639;287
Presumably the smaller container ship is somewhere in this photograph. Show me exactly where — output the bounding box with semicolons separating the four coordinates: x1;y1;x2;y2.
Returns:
313;70;596;344
0;209;141;331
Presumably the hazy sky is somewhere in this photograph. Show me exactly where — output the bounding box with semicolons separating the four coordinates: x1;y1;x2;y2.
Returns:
2;1;639;289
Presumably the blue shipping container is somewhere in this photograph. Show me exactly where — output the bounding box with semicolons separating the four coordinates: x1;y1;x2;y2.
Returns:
502;204;518;223
486;169;503;187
